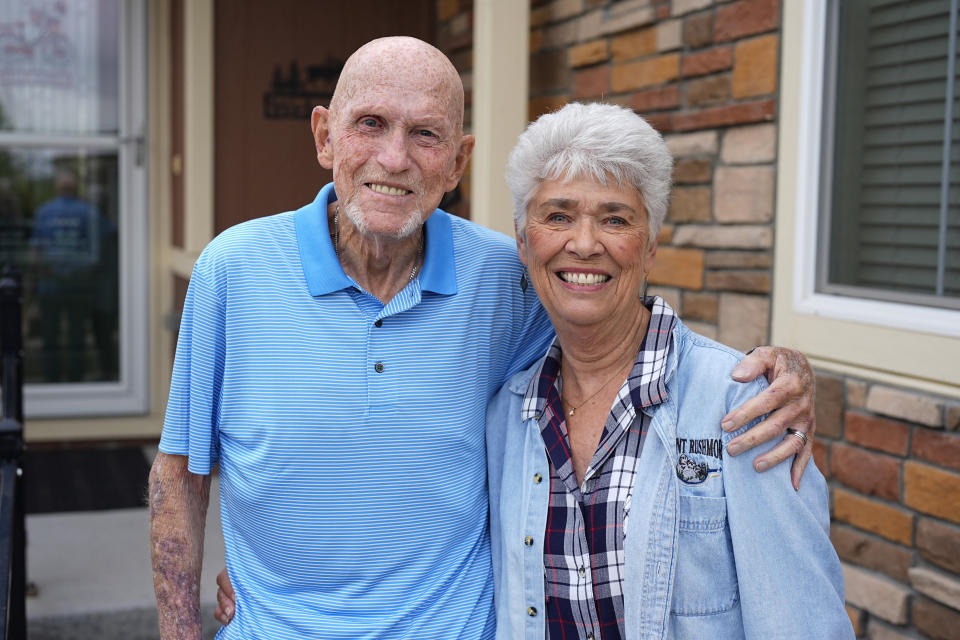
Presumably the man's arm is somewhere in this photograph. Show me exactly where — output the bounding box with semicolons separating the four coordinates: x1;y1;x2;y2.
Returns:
720;346;815;489
149;451;212;640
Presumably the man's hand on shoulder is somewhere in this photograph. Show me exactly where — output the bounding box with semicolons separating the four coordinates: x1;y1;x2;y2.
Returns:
720;346;815;490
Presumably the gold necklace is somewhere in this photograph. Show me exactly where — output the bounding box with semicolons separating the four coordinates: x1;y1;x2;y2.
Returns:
334;204;424;281
563;363;631;416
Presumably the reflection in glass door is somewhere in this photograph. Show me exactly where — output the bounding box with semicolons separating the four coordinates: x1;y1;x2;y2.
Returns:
0;0;146;414
4;148;119;383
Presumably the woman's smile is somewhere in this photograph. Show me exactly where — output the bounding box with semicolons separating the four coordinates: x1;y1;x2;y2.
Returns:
518;175;655;329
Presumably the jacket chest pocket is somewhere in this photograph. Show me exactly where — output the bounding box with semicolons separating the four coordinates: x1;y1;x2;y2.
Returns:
670;495;739;617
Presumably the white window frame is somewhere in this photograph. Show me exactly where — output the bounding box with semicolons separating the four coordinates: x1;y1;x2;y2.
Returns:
773;0;960;396
0;0;150;417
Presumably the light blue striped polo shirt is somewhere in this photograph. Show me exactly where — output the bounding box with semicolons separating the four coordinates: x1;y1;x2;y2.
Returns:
160;183;554;639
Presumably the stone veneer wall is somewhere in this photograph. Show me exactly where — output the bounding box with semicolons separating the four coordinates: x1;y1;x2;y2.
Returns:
440;0;779;350
434;1;960;638
815;376;960;639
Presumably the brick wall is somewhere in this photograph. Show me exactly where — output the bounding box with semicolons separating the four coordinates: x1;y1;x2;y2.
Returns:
527;0;779;351
817;374;960;639
437;0;781;348
433;1;960;638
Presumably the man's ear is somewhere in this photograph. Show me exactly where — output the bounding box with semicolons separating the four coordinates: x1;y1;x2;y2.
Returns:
311;106;334;169
444;134;475;191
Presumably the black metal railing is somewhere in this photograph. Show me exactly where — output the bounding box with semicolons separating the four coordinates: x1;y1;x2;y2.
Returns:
0;267;26;640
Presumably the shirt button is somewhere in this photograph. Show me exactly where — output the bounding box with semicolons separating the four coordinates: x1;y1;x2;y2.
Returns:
533;473;543;484
527;607;537;617
374;362;385;373
524;536;534;547
578;566;586;578
587;633;595;640
374;319;383;327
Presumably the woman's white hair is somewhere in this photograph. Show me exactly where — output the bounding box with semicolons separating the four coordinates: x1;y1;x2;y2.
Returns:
505;102;673;239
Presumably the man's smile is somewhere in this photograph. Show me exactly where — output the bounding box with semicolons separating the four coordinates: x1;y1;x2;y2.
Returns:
367;182;412;196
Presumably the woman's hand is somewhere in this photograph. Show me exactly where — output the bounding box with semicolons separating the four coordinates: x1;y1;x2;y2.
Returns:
214;567;236;626
721;346;815;490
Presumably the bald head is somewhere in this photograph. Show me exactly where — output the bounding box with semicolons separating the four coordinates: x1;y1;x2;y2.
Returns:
310;37;475;240
331;37;465;133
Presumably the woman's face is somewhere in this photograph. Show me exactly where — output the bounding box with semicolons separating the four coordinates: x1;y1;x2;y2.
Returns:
517;175;657;331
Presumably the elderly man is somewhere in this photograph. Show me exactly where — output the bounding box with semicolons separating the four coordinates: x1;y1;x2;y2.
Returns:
150;37;815;639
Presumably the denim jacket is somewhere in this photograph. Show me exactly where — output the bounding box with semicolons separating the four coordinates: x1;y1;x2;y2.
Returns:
486;320;853;639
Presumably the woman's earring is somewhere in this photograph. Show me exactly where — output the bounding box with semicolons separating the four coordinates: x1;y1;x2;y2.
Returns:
520;268;529;292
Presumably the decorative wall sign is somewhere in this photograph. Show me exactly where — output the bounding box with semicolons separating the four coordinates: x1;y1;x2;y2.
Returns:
263;58;344;120
0;0;109;135
0;1;75;88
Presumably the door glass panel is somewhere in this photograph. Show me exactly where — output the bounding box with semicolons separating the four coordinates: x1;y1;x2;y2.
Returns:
0;147;119;383
0;0;119;135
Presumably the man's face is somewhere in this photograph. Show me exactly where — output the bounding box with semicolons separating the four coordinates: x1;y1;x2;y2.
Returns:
326;80;466;239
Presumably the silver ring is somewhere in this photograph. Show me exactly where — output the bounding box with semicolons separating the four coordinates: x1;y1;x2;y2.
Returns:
785;428;808;447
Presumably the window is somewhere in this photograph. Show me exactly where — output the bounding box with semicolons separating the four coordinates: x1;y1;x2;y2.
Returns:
820;0;960;309
773;0;959;395
0;0;147;416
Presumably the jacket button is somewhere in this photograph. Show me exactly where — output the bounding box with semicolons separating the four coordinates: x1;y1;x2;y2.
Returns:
527;607;537;617
533;473;542;484
524;536;534;547
374;362;385;373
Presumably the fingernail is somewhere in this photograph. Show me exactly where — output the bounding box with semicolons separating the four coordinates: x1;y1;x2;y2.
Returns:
755;460;768;472
727;442;742;456
793;482;800;492
721;418;736;431
226;606;232;616
731;365;747;379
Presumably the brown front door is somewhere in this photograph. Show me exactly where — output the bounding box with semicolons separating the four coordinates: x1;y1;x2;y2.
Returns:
213;0;435;233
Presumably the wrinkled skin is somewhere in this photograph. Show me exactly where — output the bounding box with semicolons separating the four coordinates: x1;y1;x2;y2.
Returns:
310;37;473;304
149;452;212;640
724;346;816;489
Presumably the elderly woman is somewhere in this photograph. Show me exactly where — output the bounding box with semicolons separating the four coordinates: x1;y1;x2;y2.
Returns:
487;103;852;639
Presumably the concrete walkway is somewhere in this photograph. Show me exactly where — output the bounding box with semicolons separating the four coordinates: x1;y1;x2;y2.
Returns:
25;466;225;639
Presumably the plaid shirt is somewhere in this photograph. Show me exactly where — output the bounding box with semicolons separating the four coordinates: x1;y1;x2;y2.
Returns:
521;297;677;640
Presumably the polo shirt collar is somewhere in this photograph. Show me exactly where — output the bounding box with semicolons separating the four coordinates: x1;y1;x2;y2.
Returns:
417;207;457;295
295;183;457;297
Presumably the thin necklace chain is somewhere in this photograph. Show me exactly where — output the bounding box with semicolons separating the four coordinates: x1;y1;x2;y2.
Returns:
563;362;631;417
334;204;424;282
